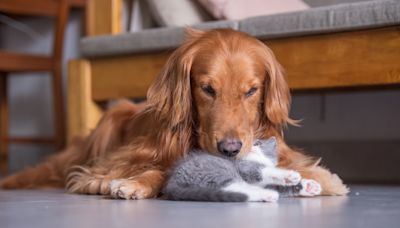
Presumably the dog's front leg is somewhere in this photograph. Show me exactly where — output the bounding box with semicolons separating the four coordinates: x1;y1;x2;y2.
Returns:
109;169;164;200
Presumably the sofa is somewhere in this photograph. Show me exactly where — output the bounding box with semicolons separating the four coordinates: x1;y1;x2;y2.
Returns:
67;0;400;143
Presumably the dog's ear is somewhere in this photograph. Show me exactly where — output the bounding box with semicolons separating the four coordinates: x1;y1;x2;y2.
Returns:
261;44;298;132
147;29;202;128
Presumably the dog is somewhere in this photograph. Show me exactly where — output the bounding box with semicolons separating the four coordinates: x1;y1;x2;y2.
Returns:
0;29;348;198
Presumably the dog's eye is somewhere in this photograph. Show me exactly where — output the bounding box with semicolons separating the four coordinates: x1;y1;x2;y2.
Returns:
201;85;216;97
245;87;258;97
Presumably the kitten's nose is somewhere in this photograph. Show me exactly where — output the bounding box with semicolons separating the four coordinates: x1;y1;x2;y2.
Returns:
217;138;242;157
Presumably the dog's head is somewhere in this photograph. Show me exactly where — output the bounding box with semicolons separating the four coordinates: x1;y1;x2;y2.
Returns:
147;29;295;158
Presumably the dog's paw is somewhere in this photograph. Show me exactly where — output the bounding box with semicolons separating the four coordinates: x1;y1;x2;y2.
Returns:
299;179;322;197
283;170;302;185
110;179;152;200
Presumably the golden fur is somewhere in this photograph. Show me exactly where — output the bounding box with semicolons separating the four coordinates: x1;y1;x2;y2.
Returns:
0;29;348;197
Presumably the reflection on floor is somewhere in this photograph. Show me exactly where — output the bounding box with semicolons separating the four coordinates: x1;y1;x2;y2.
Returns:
1;185;399;228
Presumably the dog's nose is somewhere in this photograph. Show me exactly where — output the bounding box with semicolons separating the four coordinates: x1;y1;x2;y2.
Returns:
217;138;242;157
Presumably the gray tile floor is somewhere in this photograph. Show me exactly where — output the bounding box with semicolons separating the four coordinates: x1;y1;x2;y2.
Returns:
1;185;399;228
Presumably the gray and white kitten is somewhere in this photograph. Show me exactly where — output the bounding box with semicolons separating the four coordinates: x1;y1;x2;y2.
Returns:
162;137;321;202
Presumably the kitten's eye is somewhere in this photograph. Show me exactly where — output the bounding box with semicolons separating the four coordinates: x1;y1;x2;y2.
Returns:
201;85;216;97
245;87;258;97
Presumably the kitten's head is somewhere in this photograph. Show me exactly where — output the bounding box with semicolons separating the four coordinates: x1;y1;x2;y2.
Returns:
253;137;278;165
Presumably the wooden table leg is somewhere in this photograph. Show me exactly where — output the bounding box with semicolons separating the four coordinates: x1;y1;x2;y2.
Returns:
52;67;66;150
67;59;103;145
0;74;9;174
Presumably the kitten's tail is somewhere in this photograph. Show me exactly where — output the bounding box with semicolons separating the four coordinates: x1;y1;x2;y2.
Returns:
163;186;248;202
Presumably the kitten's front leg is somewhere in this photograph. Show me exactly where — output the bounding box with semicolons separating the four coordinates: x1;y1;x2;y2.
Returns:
240;148;301;187
236;161;301;187
259;167;302;187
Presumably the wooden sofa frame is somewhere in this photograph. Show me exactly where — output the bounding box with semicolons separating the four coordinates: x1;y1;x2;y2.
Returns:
67;0;400;143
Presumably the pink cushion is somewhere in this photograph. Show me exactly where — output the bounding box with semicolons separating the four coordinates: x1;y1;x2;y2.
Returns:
198;0;310;20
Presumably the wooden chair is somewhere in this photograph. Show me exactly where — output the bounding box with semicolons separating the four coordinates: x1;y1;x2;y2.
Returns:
0;0;86;174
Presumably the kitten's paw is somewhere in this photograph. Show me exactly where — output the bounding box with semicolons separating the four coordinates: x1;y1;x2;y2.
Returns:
261;191;279;203
284;171;302;185
299;179;322;197
249;189;279;203
110;179;152;200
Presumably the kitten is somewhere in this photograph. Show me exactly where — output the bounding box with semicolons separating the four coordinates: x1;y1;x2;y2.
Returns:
162;137;321;202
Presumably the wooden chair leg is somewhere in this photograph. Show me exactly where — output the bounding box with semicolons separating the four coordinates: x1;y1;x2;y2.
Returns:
0;74;9;174
52;67;65;150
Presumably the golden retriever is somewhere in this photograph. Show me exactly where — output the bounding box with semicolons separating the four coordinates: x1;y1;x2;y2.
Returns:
0;29;348;198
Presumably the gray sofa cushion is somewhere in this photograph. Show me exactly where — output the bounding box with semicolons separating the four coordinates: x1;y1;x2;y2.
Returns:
240;0;400;39
80;20;238;58
304;0;376;7
80;0;399;58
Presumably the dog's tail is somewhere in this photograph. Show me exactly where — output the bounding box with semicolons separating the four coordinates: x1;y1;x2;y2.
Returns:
0;99;146;190
0;138;85;189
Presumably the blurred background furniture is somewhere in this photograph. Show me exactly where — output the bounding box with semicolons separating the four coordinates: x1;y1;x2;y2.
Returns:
70;0;400;139
0;0;87;174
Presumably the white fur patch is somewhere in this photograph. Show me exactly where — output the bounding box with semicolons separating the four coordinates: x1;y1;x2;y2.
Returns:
243;145;275;167
223;181;279;202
